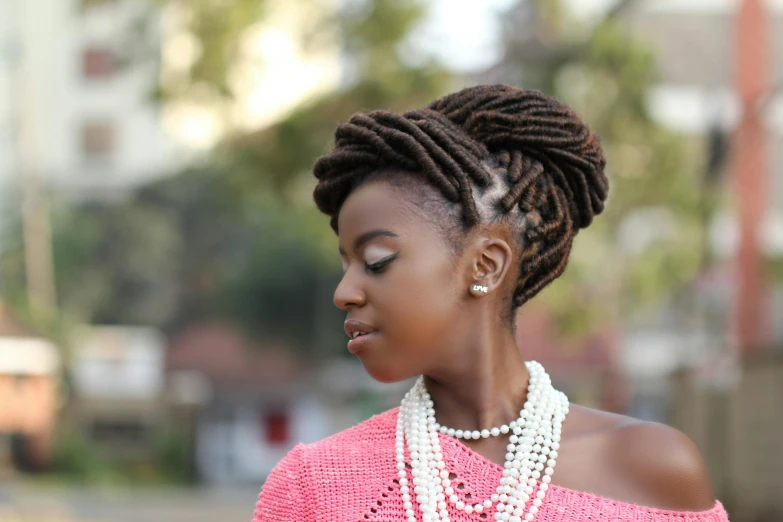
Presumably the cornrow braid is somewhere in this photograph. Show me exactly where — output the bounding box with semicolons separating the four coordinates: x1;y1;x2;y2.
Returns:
313;84;609;312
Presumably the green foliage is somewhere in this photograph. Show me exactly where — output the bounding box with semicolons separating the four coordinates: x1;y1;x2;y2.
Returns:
43;429;191;486
48;431;143;486
154;429;193;484
0;163;346;356
151;0;267;101
766;255;783;284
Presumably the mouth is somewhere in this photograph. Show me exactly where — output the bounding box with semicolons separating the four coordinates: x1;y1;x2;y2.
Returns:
344;320;378;354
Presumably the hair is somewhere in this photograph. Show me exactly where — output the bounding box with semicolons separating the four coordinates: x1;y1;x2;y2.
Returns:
312;84;609;320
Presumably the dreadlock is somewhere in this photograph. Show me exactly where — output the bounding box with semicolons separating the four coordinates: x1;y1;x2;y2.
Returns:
313;84;609;314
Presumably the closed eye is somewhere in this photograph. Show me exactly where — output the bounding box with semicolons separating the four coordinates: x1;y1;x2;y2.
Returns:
366;253;398;274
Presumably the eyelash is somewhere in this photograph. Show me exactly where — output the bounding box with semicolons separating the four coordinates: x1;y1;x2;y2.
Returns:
365;254;397;274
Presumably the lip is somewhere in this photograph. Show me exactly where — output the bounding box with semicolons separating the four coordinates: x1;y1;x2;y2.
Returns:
344;319;378;354
347;331;378;354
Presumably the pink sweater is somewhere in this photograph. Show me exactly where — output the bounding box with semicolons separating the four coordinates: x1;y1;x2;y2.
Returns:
253;408;730;521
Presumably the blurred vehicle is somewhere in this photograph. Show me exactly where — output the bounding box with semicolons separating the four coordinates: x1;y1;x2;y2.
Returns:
0;302;60;471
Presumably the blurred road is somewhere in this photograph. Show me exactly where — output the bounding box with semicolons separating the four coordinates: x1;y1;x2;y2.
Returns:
0;481;259;522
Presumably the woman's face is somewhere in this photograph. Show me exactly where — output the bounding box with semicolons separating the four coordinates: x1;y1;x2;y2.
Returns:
334;179;470;383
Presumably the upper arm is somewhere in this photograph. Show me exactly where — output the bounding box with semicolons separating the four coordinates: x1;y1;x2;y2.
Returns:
253;443;312;522
611;421;717;512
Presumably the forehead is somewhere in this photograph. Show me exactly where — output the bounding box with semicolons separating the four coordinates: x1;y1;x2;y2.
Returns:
337;180;421;239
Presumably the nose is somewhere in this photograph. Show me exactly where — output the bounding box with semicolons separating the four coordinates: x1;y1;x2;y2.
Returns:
333;268;366;311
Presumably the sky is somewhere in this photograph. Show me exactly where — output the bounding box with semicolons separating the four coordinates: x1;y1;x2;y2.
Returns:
418;0;783;73
412;0;520;73
415;0;635;72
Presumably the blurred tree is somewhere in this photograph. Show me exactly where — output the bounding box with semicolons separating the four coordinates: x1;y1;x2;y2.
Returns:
150;0;267;102
220;0;450;206
1;0;450;360
485;0;704;333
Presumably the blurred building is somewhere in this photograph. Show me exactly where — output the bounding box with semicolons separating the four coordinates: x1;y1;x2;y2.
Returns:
165;321;408;485
622;0;783;325
68;325;166;460
0;0;177;203
0;301;60;472
476;2;783;519
621;4;783;519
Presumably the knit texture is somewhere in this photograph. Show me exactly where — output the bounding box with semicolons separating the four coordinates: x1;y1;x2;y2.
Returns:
253;408;729;522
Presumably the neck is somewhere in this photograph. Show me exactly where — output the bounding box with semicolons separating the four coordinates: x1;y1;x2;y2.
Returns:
422;325;529;432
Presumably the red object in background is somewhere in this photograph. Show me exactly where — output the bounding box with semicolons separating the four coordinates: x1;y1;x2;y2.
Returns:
731;0;771;353
263;410;290;445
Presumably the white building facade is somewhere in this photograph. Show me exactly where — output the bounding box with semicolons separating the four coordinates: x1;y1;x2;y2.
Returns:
0;0;177;204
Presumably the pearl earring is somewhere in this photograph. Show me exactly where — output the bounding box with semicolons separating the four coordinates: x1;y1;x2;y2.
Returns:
472;284;488;293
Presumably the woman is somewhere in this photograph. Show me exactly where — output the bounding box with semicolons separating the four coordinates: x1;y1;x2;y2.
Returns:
252;85;730;521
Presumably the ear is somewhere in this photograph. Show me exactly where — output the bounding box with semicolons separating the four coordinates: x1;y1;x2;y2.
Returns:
468;237;514;297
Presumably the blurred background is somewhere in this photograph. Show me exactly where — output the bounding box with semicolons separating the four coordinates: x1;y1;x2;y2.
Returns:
0;0;781;520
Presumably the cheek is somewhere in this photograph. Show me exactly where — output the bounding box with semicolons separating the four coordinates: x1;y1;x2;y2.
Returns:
382;258;459;346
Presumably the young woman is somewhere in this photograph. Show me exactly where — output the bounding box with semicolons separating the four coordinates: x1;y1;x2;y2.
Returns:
252;85;730;521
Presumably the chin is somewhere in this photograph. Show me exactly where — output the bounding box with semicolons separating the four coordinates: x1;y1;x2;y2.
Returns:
361;362;409;384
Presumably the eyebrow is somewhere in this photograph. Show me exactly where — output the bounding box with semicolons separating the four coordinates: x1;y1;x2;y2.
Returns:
338;229;399;255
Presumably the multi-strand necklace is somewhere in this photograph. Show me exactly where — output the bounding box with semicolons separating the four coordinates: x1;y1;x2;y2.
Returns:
395;361;568;522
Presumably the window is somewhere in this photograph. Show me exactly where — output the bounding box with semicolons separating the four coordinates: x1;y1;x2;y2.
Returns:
82;48;117;79
81;121;115;161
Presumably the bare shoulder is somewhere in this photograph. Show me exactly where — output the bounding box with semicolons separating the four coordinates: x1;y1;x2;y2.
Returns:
568;405;717;511
554;405;715;511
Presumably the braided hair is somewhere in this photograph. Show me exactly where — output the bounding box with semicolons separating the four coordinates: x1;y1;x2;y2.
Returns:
313;84;609;317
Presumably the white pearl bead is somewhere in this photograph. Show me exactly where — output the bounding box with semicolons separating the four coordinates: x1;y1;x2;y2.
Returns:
397;364;567;522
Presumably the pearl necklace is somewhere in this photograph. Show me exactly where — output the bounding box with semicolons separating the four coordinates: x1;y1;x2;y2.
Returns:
435;418;523;440
395;361;569;522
